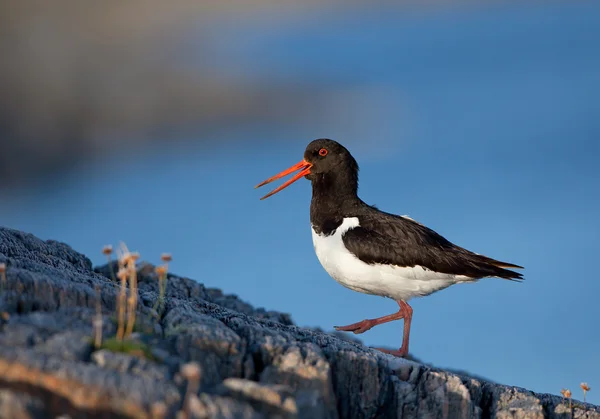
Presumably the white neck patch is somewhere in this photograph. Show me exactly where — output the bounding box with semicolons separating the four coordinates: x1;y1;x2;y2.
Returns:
335;217;360;235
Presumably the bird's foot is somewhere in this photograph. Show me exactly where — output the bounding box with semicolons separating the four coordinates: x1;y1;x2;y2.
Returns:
372;346;409;358
334;319;376;334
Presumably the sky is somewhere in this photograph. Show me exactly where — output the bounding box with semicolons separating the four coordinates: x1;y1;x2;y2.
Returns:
2;0;599;405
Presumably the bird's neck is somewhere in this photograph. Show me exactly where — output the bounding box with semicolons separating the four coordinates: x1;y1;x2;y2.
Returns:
309;171;361;234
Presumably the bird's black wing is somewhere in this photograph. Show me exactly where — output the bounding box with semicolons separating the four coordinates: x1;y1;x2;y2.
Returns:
342;211;524;281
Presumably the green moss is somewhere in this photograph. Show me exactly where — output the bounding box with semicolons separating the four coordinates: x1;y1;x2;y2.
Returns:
100;337;155;360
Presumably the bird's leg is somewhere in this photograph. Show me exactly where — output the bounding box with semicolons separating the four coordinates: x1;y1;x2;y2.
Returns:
334;300;408;335
373;300;413;357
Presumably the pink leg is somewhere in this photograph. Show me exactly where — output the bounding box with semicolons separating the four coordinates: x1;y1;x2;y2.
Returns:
373;300;413;357
335;300;414;358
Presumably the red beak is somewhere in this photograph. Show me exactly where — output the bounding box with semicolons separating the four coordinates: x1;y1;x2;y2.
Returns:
255;160;312;200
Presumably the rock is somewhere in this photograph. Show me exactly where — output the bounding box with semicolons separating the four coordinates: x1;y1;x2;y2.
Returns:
217;378;297;418
259;344;336;419
0;226;598;419
92;350;172;382
0;390;44;419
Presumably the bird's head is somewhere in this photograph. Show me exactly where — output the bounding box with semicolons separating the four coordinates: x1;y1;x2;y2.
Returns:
255;138;358;200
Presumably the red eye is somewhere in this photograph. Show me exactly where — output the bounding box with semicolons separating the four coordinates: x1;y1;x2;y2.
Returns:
319;148;328;156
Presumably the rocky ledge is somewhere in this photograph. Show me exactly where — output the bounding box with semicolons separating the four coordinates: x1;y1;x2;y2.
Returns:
0;227;597;419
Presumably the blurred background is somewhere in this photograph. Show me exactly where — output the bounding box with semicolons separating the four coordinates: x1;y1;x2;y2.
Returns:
1;0;599;405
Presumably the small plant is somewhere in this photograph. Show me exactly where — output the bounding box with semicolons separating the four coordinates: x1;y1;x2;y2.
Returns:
116;267;129;341
180;362;202;418
0;263;11;325
96;243;172;361
93;285;103;349
124;253;140;339
580;382;591;403
102;245;117;281
153;253;171;317
561;388;572;412
114;243;140;341
151;402;168;419
0;263;6;292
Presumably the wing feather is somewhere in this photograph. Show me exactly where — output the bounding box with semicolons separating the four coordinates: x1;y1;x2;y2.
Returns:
342;211;524;281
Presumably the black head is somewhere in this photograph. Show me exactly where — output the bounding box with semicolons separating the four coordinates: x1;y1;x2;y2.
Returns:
302;139;359;181
255;138;359;200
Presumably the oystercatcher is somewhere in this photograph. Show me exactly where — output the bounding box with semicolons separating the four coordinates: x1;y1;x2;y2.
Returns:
255;139;524;357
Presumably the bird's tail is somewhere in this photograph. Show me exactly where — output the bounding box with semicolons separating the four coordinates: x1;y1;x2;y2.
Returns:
477;255;524;281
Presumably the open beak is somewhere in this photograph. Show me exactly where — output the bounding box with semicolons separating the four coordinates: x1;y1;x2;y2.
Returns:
255;160;312;200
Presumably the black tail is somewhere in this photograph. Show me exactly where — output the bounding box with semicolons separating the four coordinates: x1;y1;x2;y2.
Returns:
477;255;524;282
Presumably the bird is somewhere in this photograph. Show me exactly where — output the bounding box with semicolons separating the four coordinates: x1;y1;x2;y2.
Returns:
255;139;524;357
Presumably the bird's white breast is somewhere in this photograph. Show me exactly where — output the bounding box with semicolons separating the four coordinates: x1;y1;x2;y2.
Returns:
311;217;472;301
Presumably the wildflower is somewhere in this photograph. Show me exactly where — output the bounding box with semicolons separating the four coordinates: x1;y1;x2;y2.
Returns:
161;253;172;263
151;402;168;419
181;362;202;417
94;285;103;348
0;263;6;292
116;268;128;341
93;315;103;348
102;245;113;256
117;268;129;281
118;248;139;266
153;264;169;317
120;253;131;264
181;362;201;381
581;382;591;403
124;262;138;339
561;388;572;410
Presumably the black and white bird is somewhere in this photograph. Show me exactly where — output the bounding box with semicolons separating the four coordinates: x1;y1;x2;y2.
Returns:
255;139;524;357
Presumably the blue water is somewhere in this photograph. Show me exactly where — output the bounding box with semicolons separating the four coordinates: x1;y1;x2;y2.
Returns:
2;0;600;404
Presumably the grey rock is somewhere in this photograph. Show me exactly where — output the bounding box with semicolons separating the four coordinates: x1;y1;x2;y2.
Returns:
92;349;172;381
217;378;297;418
0;390;45;419
34;330;93;362
186;394;264;419
259;344;336;419
163;305;245;389
0;226;598;419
